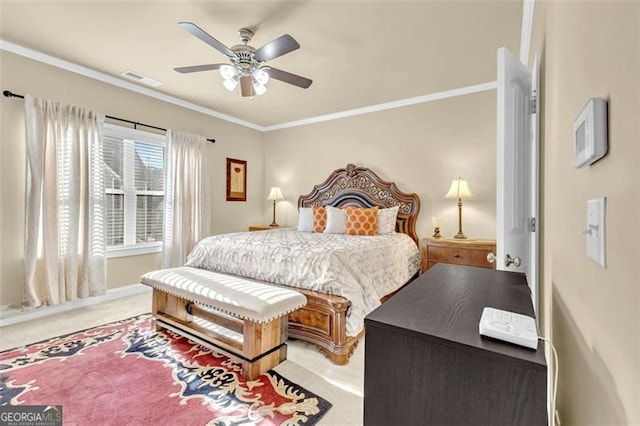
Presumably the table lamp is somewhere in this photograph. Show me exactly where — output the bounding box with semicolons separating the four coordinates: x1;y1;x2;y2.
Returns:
445;177;474;239
267;187;285;227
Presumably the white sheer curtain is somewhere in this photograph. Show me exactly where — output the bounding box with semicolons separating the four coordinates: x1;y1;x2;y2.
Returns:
162;130;210;268
24;95;106;307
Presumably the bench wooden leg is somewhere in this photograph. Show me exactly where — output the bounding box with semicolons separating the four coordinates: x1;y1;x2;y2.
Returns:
242;344;287;381
151;289;289;381
241;318;287;380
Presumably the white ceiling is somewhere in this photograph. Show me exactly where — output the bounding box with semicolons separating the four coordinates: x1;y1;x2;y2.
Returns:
0;1;523;128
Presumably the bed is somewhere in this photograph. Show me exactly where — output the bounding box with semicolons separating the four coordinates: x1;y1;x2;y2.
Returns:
187;164;421;364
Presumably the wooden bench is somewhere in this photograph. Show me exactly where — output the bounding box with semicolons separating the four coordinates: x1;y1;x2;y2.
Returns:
141;267;307;380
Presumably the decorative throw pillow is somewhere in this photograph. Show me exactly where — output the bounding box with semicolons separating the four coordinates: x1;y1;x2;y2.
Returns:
297;207;314;232
344;206;379;236
377;205;400;234
312;206;327;233
324;206;347;234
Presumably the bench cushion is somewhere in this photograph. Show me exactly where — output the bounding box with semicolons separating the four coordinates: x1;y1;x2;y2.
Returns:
141;267;306;323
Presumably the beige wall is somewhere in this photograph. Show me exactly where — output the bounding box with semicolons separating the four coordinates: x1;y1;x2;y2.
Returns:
0;51;497;306
0;50;264;305
263;90;497;241
530;1;640;423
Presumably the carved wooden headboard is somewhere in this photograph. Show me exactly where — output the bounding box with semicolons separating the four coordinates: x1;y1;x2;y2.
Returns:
298;164;421;243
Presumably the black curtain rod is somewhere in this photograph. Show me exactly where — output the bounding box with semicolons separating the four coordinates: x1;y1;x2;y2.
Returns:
2;90;215;143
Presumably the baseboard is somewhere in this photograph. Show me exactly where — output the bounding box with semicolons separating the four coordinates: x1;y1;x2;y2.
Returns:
0;284;151;327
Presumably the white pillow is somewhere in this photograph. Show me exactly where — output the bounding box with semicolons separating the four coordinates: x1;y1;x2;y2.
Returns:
377;206;399;234
297;207;314;232
323;206;347;234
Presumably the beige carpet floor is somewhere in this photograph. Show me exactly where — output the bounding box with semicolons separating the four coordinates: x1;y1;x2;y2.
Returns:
0;292;364;425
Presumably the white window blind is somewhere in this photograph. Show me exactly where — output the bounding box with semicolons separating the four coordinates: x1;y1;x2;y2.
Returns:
102;124;165;256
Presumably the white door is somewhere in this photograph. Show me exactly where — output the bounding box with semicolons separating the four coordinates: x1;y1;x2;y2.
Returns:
496;47;539;313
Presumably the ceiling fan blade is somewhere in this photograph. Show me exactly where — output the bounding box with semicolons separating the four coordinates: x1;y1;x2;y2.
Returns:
178;22;235;58
254;34;300;62
174;64;226;74
240;76;254;97
266;67;312;89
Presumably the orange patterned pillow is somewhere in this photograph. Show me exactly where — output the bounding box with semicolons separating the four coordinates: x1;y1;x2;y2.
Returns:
312;206;327;233
344;206;379;236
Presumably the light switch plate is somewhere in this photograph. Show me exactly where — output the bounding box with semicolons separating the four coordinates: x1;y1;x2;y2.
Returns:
586;197;606;267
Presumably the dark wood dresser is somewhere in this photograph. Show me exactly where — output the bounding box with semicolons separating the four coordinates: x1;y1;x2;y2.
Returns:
364;264;547;426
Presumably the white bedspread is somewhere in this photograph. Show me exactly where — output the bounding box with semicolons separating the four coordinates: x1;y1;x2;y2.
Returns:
185;228;420;336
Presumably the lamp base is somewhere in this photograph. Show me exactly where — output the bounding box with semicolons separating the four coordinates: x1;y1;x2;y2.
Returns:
269;199;279;228
453;232;467;239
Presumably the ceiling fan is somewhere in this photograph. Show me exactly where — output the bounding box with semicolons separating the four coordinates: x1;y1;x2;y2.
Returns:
174;22;312;97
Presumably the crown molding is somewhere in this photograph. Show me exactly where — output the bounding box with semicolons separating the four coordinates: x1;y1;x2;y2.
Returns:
263;81;498;132
2;39;499;133
520;0;535;64
0;39;263;131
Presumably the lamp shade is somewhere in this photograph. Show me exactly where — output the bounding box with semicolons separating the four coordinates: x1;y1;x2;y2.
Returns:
253;82;267;96
445;178;474;199
219;64;237;80
253;68;270;86
222;76;238;92
267;187;284;201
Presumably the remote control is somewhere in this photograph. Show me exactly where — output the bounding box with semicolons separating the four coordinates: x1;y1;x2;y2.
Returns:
479;307;539;350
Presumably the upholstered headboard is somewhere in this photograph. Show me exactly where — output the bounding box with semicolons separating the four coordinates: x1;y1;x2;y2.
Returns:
298;164;421;243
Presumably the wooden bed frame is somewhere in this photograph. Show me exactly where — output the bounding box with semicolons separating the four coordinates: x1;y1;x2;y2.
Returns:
276;163;421;365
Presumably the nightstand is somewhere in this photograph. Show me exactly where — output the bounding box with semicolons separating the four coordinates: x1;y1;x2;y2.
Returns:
420;237;496;273
248;225;276;231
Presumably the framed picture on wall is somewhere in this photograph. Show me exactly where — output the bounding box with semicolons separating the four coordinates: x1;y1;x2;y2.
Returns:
226;158;247;201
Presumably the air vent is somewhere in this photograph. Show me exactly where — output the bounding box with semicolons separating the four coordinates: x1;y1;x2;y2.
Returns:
121;70;162;87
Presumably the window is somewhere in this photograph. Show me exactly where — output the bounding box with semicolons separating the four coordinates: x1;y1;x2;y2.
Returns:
103;124;165;257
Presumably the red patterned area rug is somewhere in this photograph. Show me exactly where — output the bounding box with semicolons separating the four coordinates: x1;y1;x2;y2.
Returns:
0;314;331;425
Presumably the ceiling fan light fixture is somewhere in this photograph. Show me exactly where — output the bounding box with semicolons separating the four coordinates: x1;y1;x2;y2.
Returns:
253;68;270;86
252;81;267;96
176;23;312;97
223;76;239;92
219;64;237;80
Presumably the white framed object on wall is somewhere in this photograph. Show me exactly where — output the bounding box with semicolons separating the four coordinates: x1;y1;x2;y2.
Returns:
574;97;608;168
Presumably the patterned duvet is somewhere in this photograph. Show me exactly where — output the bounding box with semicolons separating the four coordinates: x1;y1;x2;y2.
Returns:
185;228;420;336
